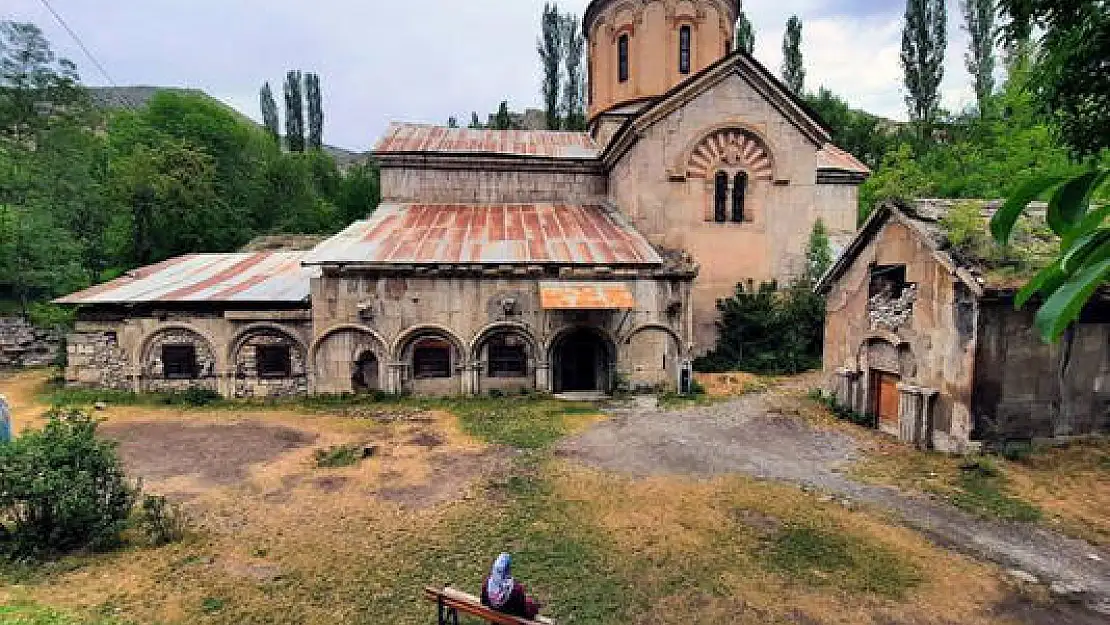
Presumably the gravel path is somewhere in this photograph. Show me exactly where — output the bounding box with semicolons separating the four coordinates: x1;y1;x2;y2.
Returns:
559;393;1110;617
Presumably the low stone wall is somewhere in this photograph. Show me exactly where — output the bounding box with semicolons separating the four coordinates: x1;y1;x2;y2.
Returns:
0;317;62;368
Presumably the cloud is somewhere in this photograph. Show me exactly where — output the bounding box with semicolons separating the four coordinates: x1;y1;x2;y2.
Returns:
7;0;982;148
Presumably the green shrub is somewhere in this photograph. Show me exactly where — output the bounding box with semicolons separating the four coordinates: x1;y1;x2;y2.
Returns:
133;494;188;546
314;444;361;468
0;409;137;558
162;388;223;407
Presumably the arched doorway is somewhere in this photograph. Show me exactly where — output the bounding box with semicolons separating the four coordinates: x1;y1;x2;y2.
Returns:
352;351;380;392
552;328;612;393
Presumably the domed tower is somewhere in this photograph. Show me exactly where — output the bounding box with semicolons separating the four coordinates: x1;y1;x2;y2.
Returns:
584;0;739;122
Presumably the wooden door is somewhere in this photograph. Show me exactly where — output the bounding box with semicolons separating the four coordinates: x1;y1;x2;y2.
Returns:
873;371;901;429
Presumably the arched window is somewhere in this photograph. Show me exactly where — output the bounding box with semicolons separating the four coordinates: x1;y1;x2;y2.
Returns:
618;34;630;83
713;171;728;222
679;25;692;74
412;337;452;379
732;171;748;222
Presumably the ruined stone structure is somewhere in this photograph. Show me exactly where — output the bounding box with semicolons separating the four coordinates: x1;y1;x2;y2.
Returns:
818;200;1110;452
58;0;868;397
0;317;62;369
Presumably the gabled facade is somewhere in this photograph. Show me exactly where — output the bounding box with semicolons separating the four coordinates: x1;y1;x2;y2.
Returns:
818;200;1110;452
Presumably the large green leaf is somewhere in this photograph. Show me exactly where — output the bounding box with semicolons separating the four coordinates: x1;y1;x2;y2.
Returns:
1061;228;1110;274
1064;203;1110;247
1034;257;1110;342
1015;261;1066;309
991;175;1066;244
1047;169;1108;237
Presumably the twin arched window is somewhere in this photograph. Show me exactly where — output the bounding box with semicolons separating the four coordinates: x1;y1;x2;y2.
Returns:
713;171;748;223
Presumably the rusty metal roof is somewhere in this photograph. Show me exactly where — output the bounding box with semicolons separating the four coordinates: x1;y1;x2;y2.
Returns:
373;123;599;159
304;203;663;267
817;143;871;174
55;252;316;305
539;282;636;309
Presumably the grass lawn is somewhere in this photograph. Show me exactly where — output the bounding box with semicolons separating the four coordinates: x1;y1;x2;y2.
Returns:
0;370;1079;624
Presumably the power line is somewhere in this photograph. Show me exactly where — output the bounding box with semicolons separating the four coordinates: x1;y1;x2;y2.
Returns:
37;0;117;86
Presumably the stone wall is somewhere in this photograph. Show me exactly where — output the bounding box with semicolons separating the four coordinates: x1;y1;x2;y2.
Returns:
822;219;979;452
972;302;1110;441
607;73;860;353
0;317;62;368
311;271;692;396
380;165;607;205
66;312;313;398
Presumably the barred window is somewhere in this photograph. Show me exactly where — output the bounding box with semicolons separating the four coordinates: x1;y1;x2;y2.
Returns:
713;171;728;222
162;345;197;380
732;171;748;222
413;338;452;379
488;337;527;378
257;345;291;379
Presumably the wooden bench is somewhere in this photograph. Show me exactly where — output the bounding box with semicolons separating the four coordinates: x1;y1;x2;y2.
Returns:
424;586;554;625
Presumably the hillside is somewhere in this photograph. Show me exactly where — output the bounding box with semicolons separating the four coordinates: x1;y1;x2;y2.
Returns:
87;86;366;166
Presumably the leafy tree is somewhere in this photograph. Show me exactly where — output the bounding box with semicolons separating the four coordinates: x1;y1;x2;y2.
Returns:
960;0;996;118
334;160;380;224
490;101;515;131
805;219;833;282
901;0;948;140
561;12;586;131
447;116;458;128
0;21;88;142
0;409;137;558
735;11;755;54
998;0;1108;159
283;69;305;152
305;72;323;150
259;81;280;143
537;3;564;130
781;16;805;95
804;88;898;170
468;111;483;129
988;0;1110;342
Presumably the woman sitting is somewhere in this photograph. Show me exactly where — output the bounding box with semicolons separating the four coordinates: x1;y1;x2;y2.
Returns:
480;553;542;620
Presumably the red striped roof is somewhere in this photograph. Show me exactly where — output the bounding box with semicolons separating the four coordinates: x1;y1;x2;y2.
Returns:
303;203;662;266
374;123;599;159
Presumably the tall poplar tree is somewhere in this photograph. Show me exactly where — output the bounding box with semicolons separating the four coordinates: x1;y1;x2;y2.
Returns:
961;0;996;118
561;12;586;131
901;0;947;139
537;3;564;130
283;70;305;152
305;72;324;150
735;11;755;54
259;82;280;143
781;16;805;95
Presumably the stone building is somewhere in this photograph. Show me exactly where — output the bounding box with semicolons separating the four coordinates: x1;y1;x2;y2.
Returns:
58;0;868;397
817;200;1110;452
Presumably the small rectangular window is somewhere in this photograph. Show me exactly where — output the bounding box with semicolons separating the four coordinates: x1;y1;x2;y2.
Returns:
489;341;528;378
413;340;452;379
162;345;197;380
679;26;692;74
257;345;292;379
869;265;909;298
618;34;630;83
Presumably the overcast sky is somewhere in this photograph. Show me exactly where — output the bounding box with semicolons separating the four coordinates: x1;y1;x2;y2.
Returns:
8;0;980;151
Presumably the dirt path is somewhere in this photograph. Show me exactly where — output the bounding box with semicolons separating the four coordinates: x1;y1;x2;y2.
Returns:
560;392;1110;619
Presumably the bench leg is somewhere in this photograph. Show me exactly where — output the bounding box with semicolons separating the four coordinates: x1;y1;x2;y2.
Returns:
436;598;458;625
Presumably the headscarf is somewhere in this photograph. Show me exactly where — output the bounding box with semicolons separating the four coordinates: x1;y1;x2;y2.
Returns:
486;552;515;608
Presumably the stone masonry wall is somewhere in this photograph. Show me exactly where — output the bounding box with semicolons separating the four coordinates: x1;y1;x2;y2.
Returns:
141;328;219;393
380;167;607;205
66;331;130;389
0;317;62;368
233;331;308;398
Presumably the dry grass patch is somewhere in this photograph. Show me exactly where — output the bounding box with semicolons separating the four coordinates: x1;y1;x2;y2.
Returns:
550;463;1020;625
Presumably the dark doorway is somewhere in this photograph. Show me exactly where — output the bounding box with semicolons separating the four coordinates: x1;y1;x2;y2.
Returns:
554;328;610;393
352;351;380;392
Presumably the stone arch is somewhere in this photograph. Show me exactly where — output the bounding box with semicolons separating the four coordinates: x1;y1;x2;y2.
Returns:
310;324;388;395
670;121;777;181
471;323;540;394
394;325;468;396
548;325;619;394
137;325;220;393
620;324;685;391
228;324;309;398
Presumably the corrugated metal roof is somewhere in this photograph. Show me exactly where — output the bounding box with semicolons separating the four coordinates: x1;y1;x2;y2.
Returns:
817;143;871;174
304;203;663;267
539;282;636;309
55;252;316;305
373;123;599;159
